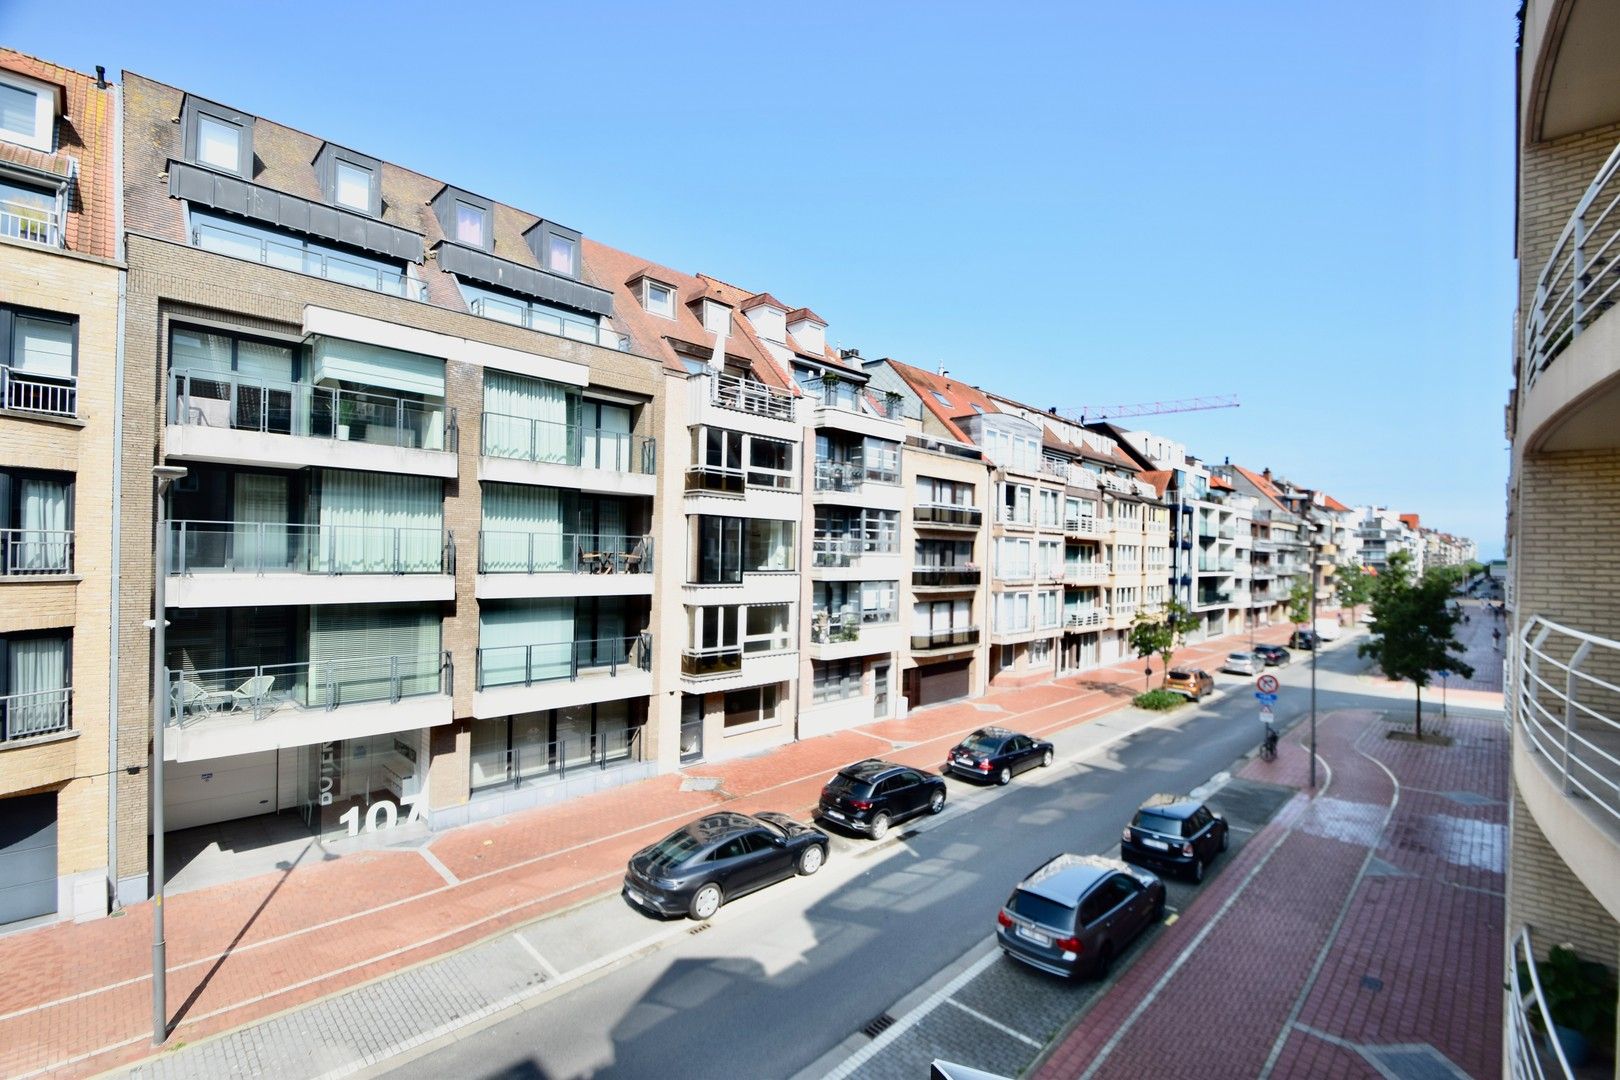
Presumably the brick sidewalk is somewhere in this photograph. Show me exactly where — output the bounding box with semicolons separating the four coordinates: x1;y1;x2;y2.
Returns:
1033;701;1507;1080
0;627;1295;1079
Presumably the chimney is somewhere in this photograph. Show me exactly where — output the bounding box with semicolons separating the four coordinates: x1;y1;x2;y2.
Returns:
839;347;861;362
1262;467;1272;482
95;66;107;90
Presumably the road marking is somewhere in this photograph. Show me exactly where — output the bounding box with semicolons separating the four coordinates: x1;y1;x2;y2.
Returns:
820;950;1001;1080
943;997;1043;1048
510;931;562;981
418;846;460;886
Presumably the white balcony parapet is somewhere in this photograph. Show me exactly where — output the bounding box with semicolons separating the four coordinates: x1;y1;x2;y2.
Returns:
1516;615;1620;831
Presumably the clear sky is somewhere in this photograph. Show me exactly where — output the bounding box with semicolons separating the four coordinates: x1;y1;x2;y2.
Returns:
2;1;1517;556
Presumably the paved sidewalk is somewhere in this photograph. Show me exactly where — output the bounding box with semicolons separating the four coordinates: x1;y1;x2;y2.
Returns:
1033;701;1507;1080
0;625;1295;1079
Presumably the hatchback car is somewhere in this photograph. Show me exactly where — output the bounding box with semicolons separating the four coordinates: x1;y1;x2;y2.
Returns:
945;727;1055;785
1163;668;1214;700
1120;794;1229;883
996;854;1165;979
1253;644;1291;666
1220;651;1262;676
1289;630;1320;650
816;758;946;839
623;811;829;920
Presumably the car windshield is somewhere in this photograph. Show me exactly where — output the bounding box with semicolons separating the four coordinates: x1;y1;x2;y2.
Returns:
826;773;873;798
756;817;786;837
961;733;1002;754
644;829;704;870
1008;889;1076;931
1168;670;1192;680
1228;654;1249;661
1132;810;1183;836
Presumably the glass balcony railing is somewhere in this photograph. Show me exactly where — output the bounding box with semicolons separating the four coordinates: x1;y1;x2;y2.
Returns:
684;465;745;496
481;411;655;473
0;367;77;418
468;295;631;351
472;726;644;794
476;633;651;690
914;504;982;528
910;626;980;650
815;377;903;420
170;370;457;452
168;651;451;724
0;528;73;575
1;687;71;742
167;521;452;576
193;218;426;300
814;458;900;492
912;565;981;588
477;532;652;575
682;646;744;678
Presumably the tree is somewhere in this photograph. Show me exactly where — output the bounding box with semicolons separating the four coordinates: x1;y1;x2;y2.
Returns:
1357;549;1475;739
1128;599;1191;689
1335;562;1374;623
1286;579;1313;629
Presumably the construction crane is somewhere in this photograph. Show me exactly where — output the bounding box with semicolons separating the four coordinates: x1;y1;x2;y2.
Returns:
1064;394;1240;425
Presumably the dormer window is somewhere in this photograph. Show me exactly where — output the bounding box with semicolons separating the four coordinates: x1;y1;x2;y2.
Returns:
432;185;495;252
546;233;576;274
315;143;383;217
0;83;37;141
196;116;239;171
523;219;583;279
703;300;730;336
0;71;58;153
182;97;254;179
335;161;371;211
455;202;487;246
644;280;675;319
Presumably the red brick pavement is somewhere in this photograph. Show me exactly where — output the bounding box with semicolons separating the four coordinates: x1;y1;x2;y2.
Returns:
0;627;1295;1079
1033;702;1507;1080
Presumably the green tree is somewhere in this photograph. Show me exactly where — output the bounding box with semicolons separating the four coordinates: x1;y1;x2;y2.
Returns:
1357;549;1475;739
1334;562;1374;623
1128;598;1191;689
1286;579;1313;628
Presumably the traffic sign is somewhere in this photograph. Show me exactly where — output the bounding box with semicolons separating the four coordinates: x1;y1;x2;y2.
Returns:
1254;691;1278;703
1259;704;1274;719
1256;673;1280;694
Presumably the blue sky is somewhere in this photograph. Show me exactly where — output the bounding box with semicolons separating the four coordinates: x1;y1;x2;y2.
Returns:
2;1;1516;556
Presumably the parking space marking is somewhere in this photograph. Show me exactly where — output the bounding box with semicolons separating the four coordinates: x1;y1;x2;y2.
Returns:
943;997;1044;1049
510;931;562;981
821;950;1001;1080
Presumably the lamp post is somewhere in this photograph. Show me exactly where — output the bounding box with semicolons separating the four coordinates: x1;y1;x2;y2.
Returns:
150;464;187;1045
1309;558;1318;790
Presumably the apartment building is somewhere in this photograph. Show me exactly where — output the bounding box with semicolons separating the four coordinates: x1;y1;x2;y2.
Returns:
1507;2;1620;1071
0;51;121;927
115;72;674;886
1352;506;1423;576
1215;465;1310;627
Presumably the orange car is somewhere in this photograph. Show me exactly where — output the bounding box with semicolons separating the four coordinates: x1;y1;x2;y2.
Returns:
1164;668;1215;700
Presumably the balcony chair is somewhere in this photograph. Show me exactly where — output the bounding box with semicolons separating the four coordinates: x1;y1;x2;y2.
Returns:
229;674;276;713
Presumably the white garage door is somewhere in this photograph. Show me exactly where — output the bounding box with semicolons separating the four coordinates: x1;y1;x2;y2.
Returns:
165;751;278;832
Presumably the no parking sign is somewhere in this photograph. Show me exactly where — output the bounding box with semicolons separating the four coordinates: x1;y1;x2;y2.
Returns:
1256;673;1280;694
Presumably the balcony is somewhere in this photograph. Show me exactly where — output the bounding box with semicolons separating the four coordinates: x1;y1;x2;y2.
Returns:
165;651;453;762
0;529;73;576
810;535;899;578
476;532;654;600
682;647;742;678
0;198;60;248
192;217;425;301
167;520;455;607
1507;928;1580;1080
690;370;798;431
481;411;656;497
813;460;902;506
812;377;904;438
685;464;745;497
1198;559;1237;573
1064;515;1102;538
810;611;902;660
914;504;982;530
0;367;76;419
467;296;630;351
167;370;457;478
912;565;981;589
1;687;71;744
473;634;653;716
1063;609;1105;630
1196;590;1234;607
1064;561;1105;585
910;626;980;652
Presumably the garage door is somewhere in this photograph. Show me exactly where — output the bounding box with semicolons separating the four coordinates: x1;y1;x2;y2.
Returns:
915;659;972;707
165;750;278;832
0;792;57;925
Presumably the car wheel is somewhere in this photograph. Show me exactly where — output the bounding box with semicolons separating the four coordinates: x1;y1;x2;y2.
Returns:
1191;857;1205;884
997;766;1012;786
1041;749;1054;768
869;811;891;840
1153;892;1167;922
928;788;946;815
689;883;723;921
1094;942;1115;979
1219;828;1229;853
797;844;826;876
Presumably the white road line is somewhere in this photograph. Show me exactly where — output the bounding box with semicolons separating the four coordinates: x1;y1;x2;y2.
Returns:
820;950;1001;1080
510;931;562;981
418;846;461;886
943;997;1043;1049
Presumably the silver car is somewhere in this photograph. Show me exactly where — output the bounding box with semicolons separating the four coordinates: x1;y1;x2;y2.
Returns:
1220;651;1262;676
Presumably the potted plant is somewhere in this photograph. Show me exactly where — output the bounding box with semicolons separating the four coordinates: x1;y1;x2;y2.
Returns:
884;389;904;418
1519;943;1618;1067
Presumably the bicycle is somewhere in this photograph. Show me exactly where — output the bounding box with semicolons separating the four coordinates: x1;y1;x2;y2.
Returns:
1260;724;1279;762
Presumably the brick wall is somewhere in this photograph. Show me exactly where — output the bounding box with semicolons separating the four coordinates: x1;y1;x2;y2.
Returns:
1507;788;1618;964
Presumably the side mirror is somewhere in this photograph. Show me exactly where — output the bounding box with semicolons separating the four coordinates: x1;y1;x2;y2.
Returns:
770;835;787;847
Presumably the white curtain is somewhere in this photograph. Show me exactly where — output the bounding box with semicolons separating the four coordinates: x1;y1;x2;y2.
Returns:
18;477;67;572
234;473;288;572
582;402;631;471
315;470;442;573
482;483;564;572
483;371;571;462
479;601;573;685
9;635;66;735
308;604;441;706
13;317;73;378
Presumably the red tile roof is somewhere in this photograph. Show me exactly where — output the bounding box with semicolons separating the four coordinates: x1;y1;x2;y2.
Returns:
1228;464;1288;511
786;307;826;326
1399;513;1421;530
1209;474;1235;491
739;292;789;313
881;359;1002;442
1320;494;1351;513
1138;470;1173;498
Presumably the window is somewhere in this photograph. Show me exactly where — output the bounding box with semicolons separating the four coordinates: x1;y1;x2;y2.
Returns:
997;538;1031;580
0;630;71;738
0;306;76;416
745;519;796;572
1030;639;1051;664
0;177;59;244
703;301;731;336
0;82;37;140
196;113;243;172
746;437;795;489
190;210;414;299
723;684;779;728
1000;483;1032;525
813;659;862;704
334;160;373;212
691;516;796;582
1039;490;1061;527
644;281;675;318
744;604;793;654
461;284;601;342
1038;591;1060;628
710;837;748;861
546;233;577;276
917;477;973;507
931;390;953;408
0;468;73;574
455;201;488;247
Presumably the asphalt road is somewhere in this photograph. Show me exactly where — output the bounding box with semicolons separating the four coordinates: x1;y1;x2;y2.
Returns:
383;641;1377;1080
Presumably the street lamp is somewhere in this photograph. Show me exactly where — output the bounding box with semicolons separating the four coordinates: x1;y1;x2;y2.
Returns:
150;464;186;1045
1309;558;1319;790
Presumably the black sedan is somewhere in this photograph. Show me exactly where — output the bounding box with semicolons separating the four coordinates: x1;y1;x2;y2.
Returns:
1253;644;1291;666
945;727;1055;785
1120;794;1229;883
623;811;829;920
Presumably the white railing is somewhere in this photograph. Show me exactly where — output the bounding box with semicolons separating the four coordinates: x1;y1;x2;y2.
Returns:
1065;514;1101;537
0;199;61;247
1;367;77;417
1516;616;1620;830
1524;139;1620;391
1;687;71;742
1064;609;1105;629
703;371;797;422
1066;562;1105;584
1507;927;1574;1080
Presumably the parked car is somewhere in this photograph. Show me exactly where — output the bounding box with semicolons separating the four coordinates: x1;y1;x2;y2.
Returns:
1289;629;1320;650
1163;667;1215;700
1220;651;1263;676
1357;610;1375;625
816;758;947;839
1253;644;1291;666
1120;794;1229;883
996;854;1166;979
945;727;1055;785
623;811;829;920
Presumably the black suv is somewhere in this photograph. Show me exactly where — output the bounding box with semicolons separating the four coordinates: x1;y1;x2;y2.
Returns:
1253;644;1290;666
945;727;1055;785
1120;795;1229;883
816;759;947;840
1288;630;1320;651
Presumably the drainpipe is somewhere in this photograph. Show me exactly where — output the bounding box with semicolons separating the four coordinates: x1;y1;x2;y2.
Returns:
106;80;126;913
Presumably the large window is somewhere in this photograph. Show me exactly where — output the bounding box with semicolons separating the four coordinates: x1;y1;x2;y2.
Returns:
0;177;58;245
996;591;1032;633
1039;489;1061;527
814;581;898;624
689;426;796;495
691;516;795;583
747;436;795;489
1000;483;1032;525
744;604;793;653
0;82;39;142
723;684;779;729
0;305;75;415
812;659;863;704
191;210;415;299
917;476;973;507
915;538;973;568
996;538;1032;580
197;114;242;171
0;630;71;740
815;507;898;556
0;468;72;575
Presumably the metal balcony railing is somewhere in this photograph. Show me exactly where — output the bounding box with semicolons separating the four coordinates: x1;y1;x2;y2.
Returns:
1064;515;1101;537
912;565;981;588
816;377;903;420
1524;139;1620;392
476;633;651;690
1;687;71;742
1506;927;1575;1080
0;528;73;575
169;521;452;576
481;411;655;473
0;367;76;418
170;370;457;452
467;296;630;350
1064;609;1105;629
1064;562;1105;584
914;504;982;528
169;651;451;723
682;646;743;678
814;458;900;492
0;199;60;247
708;371;796;421
478;532;652;576
910;626;979;650
193;219;426;300
1516;616;1620;832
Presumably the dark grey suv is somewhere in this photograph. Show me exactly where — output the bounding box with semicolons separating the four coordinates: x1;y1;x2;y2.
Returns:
996;854;1165;979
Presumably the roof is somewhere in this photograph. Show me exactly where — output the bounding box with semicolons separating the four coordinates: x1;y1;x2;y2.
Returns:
1320;494;1351;513
1019;854;1126;905
1227;464;1289;512
1137;470;1173;498
683;812;763;843
739;291;789;313
1210;475;1235;491
1137;794;1203;819
1399;513;1421;530
838;758;904;781
880;358;1002;443
786;306;826;326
